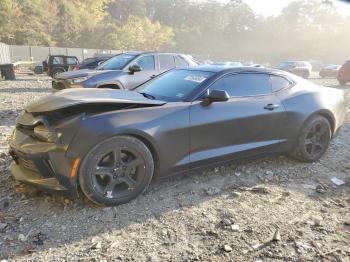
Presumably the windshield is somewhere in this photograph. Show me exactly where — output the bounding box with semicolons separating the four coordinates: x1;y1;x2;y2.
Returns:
135;70;214;102
96;54;136;70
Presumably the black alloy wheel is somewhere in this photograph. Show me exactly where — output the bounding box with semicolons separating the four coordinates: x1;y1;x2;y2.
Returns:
304;121;330;158
291;115;331;162
79;136;154;206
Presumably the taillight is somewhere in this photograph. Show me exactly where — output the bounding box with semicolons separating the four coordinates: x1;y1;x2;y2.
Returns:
74;65;80;70
338;68;345;77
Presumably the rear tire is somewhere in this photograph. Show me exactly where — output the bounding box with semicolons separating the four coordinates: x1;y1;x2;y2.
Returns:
79;136;154;206
291;115;331;162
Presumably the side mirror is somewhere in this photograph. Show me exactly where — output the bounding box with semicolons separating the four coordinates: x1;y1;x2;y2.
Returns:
202;89;229;105
129;64;142;74
97;61;104;66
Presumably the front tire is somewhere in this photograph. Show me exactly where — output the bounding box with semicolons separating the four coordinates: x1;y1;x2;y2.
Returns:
79;136;154;206
291;115;331;162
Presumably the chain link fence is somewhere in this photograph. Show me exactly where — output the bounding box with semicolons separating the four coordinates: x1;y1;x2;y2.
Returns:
0;42;121;64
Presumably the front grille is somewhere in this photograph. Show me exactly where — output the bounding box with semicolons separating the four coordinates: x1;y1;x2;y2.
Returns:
19;158;38;172
17;125;35;137
10;149;39;173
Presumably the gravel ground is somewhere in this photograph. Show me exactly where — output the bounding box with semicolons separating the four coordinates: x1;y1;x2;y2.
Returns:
0;74;349;261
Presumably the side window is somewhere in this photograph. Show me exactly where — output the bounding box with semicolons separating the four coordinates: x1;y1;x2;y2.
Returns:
270;75;291;92
67;57;78;65
175;56;189;67
52;57;63;64
134;55;155;70
209;73;271;97
159;55;176;70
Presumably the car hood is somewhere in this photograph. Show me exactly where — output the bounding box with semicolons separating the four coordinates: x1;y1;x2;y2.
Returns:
55;69;122;80
25;89;166;113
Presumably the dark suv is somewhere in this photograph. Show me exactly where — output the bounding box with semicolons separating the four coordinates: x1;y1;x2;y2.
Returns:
337;61;350;85
73;55;116;70
52;52;198;90
43;55;79;77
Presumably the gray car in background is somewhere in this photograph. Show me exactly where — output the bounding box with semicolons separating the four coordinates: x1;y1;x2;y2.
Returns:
52;52;198;90
275;61;312;79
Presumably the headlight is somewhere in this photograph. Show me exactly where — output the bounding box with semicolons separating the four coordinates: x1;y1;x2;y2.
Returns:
70;76;89;84
34;125;61;142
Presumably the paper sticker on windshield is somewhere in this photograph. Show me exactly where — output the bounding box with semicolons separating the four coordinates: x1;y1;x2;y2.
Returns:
184;75;207;83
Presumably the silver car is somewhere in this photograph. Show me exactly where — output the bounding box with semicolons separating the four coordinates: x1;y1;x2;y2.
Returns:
52;51;198;90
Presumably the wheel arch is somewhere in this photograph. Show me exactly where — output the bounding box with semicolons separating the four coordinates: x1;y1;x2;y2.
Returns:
74;130;161;183
302;109;335;136
117;131;161;179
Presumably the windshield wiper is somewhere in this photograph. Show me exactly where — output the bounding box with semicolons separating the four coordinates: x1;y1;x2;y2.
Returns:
139;92;155;100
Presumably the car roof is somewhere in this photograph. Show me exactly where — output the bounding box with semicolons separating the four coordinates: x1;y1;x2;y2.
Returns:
50;55;77;58
122;51;189;56
185;65;284;74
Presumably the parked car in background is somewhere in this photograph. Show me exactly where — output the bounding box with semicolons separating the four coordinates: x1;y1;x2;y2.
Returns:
73;54;116;70
52;52;198;90
275;61;312;78
211;61;242;67
248;64;263;68
9;66;345;206
319;64;340;78
43;55;79;78
337;61;350;85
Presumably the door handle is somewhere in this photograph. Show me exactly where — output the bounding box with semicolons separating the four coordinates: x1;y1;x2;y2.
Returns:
264;104;279;110
150;75;157;79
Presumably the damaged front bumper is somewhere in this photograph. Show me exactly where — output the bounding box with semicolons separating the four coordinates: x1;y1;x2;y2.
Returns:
9;126;79;198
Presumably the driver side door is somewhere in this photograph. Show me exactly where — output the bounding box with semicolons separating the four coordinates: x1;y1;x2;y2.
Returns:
189;73;287;166
122;55;158;89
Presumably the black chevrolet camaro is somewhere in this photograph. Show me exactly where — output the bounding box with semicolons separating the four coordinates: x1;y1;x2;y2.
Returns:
9;66;345;206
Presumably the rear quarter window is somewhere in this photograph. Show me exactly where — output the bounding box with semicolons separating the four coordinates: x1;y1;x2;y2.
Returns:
175;56;189;67
270;75;292;92
159;55;176;70
67;57;78;65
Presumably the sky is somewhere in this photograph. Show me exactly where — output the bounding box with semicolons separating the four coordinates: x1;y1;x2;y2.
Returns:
211;0;350;16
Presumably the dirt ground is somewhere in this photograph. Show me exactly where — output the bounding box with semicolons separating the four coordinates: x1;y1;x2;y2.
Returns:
0;74;349;262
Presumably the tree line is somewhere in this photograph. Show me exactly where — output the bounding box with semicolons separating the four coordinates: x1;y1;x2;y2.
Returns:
0;0;349;63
